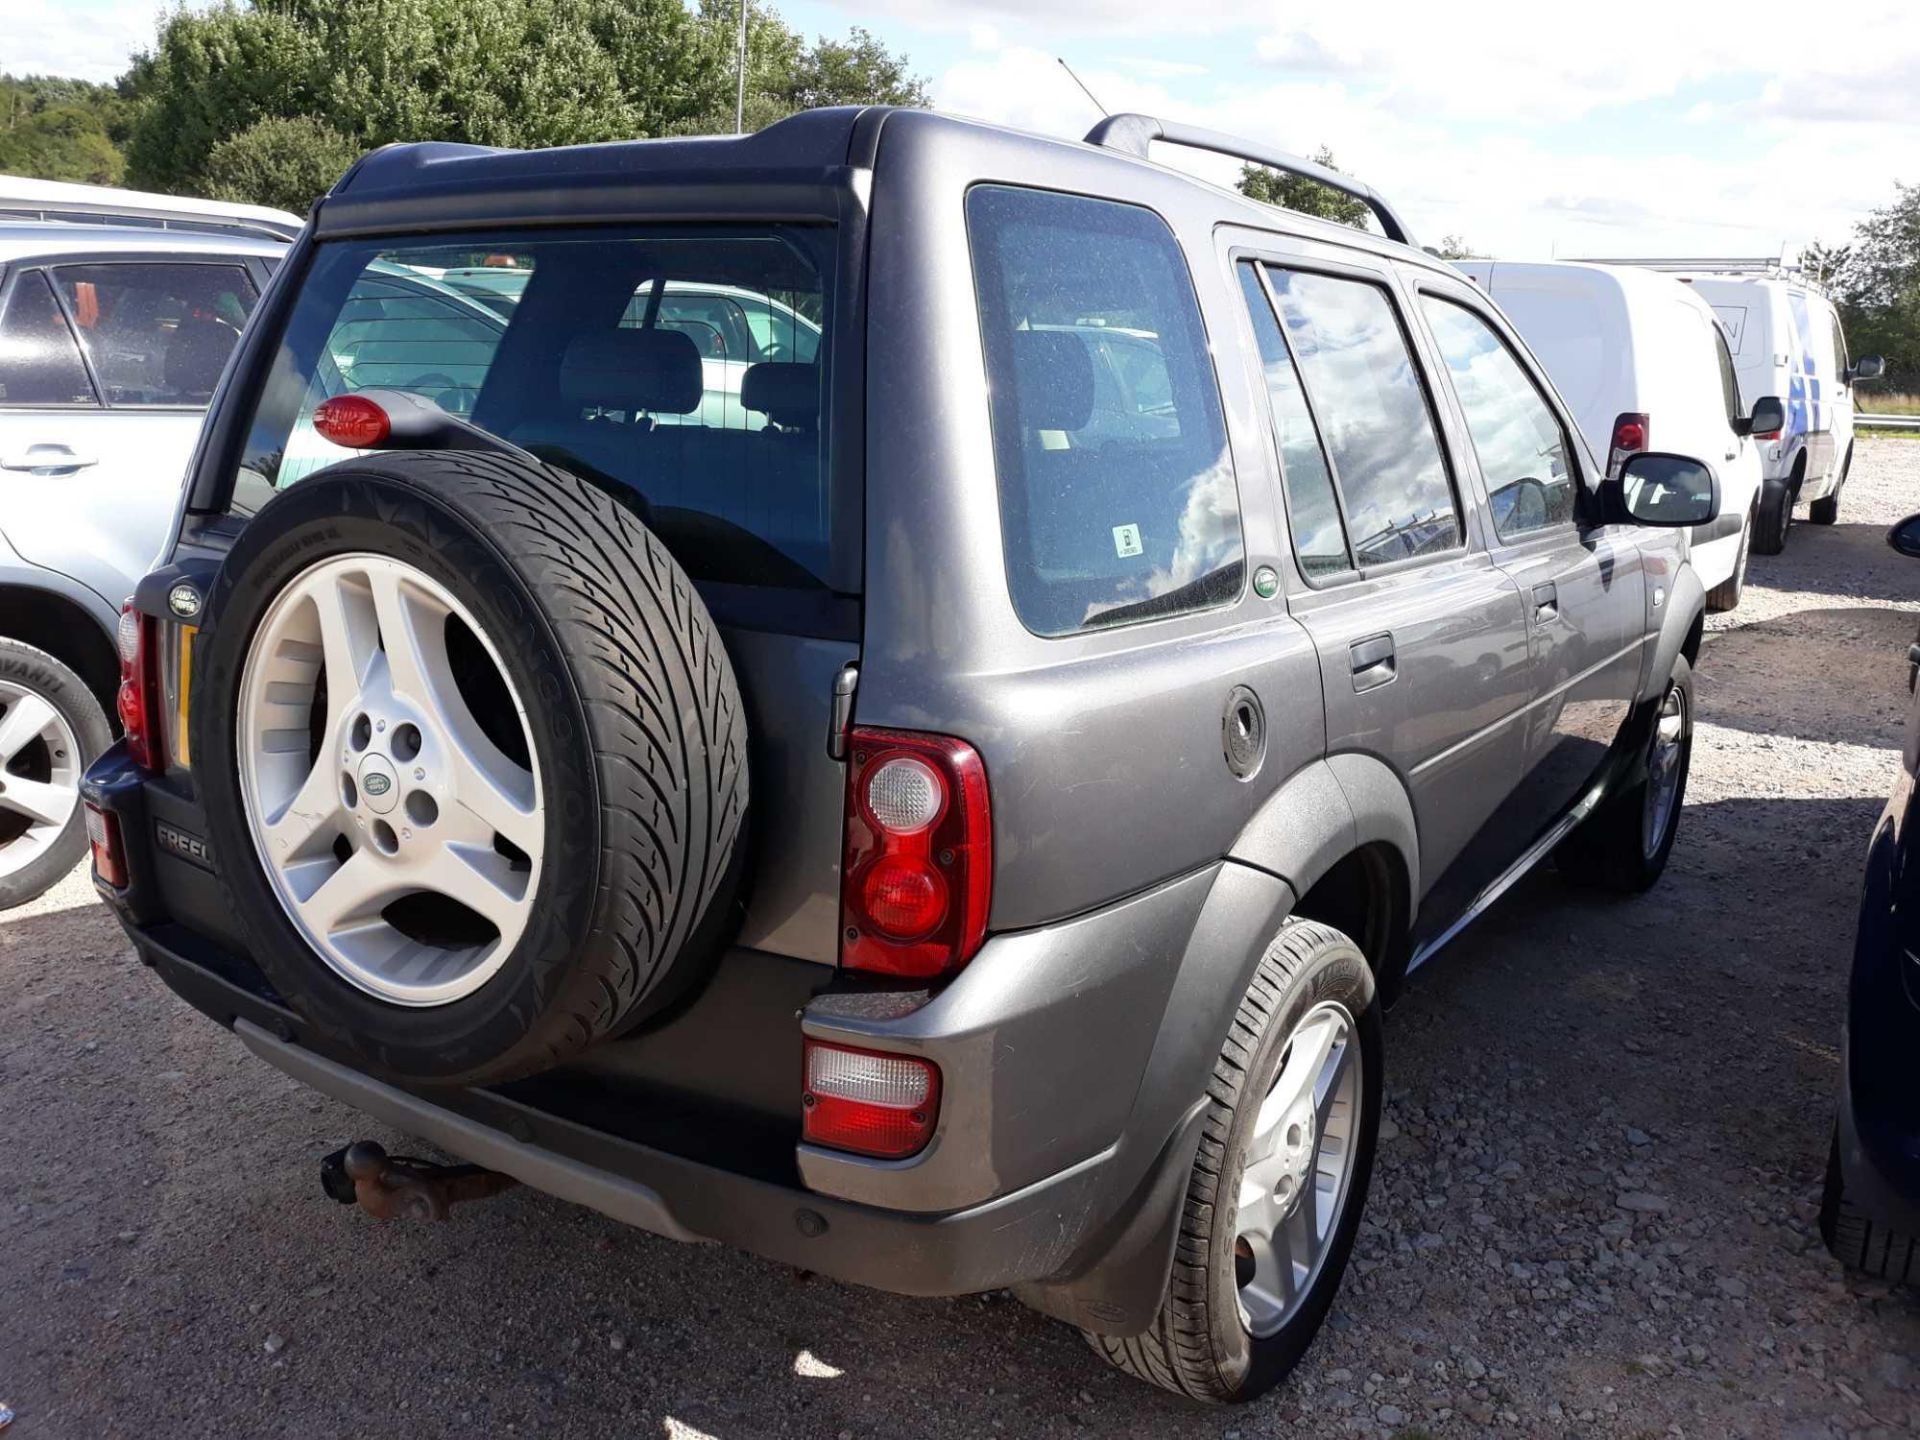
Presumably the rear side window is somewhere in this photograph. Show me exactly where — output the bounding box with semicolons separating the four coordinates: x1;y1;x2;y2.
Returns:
50;263;257;407
1713;328;1742;429
1419;296;1576;541
1262;266;1460;567
0;270;98;407
967;185;1241;636
230;227;834;588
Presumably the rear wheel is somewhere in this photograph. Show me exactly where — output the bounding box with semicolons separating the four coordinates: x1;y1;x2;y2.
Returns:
1754;475;1794;555
1557;656;1692;893
1810;447;1849;526
1705;502;1754;613
1087;918;1381;1402
1821;1128;1918;1286
0;639;110;909
193;450;748;1085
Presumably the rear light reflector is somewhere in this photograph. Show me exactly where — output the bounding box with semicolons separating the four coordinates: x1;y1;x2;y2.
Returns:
313;393;391;449
802;1041;940;1158
116;603;160;771
85;803;126;889
840;728;991;979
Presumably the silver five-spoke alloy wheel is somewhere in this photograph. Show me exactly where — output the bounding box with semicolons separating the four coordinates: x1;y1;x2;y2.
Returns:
237;553;543;1007
1642;681;1687;860
1235;1000;1362;1337
0;680;82;881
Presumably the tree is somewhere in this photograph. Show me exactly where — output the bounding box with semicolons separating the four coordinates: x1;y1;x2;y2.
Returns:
1435;234;1484;260
0;74;132;184
202;115;361;214
1813;183;1920;392
1237;147;1371;230
120;0;930;205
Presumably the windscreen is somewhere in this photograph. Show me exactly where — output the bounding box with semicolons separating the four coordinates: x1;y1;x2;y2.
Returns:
227;226;835;589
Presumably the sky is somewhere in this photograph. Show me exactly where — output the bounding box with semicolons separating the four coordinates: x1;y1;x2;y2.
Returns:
12;0;1919;258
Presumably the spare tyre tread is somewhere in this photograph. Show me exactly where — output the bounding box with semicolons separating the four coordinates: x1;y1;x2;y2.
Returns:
195;447;747;1084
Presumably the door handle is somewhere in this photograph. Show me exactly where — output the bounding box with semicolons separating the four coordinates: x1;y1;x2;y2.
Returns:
1350;633;1396;692
1531;582;1558;621
1724;448;1738;461
0;445;98;472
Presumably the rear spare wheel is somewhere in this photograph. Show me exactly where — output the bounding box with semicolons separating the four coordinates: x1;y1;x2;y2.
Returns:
191;450;748;1085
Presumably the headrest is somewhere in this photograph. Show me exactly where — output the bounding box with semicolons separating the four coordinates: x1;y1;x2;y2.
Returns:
741;362;818;430
163;314;238;397
1011;329;1095;432
560;329;702;414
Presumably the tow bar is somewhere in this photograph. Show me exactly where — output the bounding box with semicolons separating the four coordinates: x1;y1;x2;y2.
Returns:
319;1140;518;1221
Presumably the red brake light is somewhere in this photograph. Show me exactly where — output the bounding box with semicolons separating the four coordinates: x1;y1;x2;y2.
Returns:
802;1040;940;1158
313;393;391;449
840;727;990;979
1610;413;1649;455
116;604;160;771
85;803;127;889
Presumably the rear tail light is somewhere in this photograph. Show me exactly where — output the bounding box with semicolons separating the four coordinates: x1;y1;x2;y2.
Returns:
1608;411;1649;476
313;393;391;448
85;803;126;889
116;603;160;771
802;1040;940;1158
840;727;991;979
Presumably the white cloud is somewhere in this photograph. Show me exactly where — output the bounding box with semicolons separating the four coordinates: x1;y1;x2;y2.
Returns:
5;0;159;83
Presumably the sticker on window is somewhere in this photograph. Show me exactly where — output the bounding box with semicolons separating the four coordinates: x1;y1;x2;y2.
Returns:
1112;523;1143;559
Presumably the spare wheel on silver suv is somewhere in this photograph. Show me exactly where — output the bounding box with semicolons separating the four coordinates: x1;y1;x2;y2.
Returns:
190;450;748;1085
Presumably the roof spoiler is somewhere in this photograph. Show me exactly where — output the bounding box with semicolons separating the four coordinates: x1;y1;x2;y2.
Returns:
1083;113;1414;248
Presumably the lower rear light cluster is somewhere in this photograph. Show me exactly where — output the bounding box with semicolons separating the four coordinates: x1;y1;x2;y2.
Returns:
116;603;161;771
85;803;126;889
802;1040;940;1158
840;727;991;979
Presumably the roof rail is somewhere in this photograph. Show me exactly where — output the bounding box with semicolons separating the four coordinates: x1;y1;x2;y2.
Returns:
1569;254;1808;280
1084;113;1414;247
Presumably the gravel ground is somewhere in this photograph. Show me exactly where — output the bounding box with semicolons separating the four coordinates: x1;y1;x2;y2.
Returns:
5;442;1920;1439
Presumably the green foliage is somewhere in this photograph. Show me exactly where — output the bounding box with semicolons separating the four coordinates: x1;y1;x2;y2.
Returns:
1237;148;1372;230
0;74;133;184
1816;183;1920;392
202;115;361;214
1435;234;1483;260
109;0;929;206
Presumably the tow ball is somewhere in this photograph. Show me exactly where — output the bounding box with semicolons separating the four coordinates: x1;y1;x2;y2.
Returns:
319;1140;518;1221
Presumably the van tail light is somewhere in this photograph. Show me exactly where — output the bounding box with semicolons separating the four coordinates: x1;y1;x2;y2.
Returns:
85;803;127;889
840;727;990;979
802;1040;940;1158
1608;411;1649;476
116;604;161;771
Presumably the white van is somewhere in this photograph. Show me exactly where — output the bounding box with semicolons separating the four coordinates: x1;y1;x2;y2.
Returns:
1673;272;1882;546
1453;260;1778;611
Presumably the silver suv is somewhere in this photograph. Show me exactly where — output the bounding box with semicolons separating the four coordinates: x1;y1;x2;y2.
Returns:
0;221;283;907
83;108;1718;1402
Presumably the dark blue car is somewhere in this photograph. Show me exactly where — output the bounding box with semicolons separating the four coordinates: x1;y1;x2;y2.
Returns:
1823;511;1920;1284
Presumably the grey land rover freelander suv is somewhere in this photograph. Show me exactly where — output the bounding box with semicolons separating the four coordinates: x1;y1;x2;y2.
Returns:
82;106;1721;1403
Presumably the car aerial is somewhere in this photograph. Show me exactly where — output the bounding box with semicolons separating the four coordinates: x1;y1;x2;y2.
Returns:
0;196;292;908
1452;259;1782;613
82;107;1724;1403
1581;256;1883;551
1822;512;1920;1288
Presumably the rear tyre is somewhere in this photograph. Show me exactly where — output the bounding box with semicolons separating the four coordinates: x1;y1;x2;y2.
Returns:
1821;1128;1918;1286
192;450;748;1085
0;639;110;910
1087;918;1381;1403
1705;503;1754;613
1556;655;1692;894
1810;447;1848;526
1753;477;1793;556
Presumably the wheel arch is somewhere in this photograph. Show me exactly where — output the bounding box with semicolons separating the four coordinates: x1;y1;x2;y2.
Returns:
0;582;121;725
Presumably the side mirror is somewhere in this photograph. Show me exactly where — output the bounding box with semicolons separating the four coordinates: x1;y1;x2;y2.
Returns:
1736;395;1786;438
1889;512;1920;559
1848;356;1885;384
1619;452;1719;528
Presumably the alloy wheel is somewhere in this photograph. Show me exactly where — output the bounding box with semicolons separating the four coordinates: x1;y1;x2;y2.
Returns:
1642;682;1688;859
1234;1000;1363;1337
236;553;543;1007
0;681;82;881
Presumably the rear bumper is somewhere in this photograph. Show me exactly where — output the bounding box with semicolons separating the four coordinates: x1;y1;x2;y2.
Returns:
86;741;1294;1327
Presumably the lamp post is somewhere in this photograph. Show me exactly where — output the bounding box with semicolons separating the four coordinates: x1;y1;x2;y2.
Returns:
734;0;748;134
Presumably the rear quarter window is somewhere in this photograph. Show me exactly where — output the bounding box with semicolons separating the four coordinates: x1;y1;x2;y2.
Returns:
966;184;1242;636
